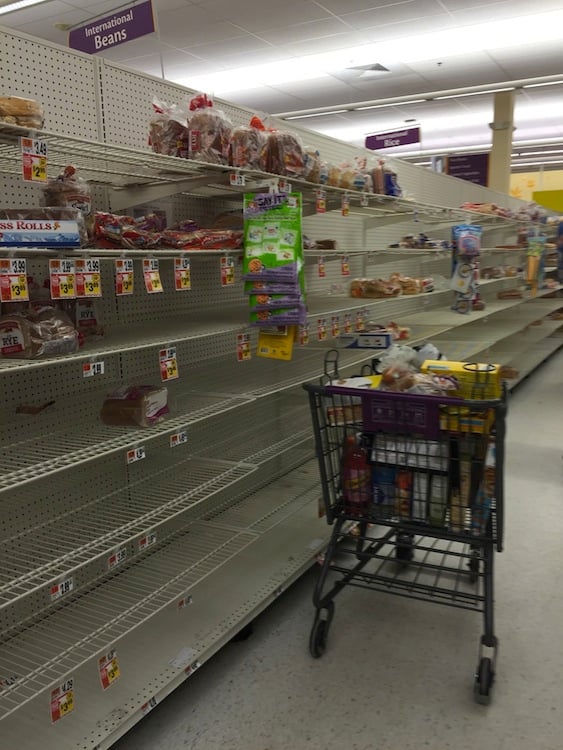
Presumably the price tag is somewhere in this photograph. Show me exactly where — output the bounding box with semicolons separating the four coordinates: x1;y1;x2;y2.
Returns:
75;258;101;298
50;679;74;723
236;333;251;362
221;256;235;286
317;318;327;342
126;446;146;464
50;577;73;601
185;660;201;677
159;347;179;381
299;324;309;345
138;531;157;551
99;649;120;690
331;316;340;338
342;194;350;217
316;190;326;214
21;137;47;184
174;257;191;291
107;546;127;570
115;259;134;296
318;256;326;278
0;258;28;302
355;310;365;332
170;430;188;448
278;179;292;193
82;361;104;378
341;255;350;276
344;313;352;334
178;593;193;610
49;259;75;299
141;697;157;716
229;172;246;187
360;194;369;208
143;258;163;293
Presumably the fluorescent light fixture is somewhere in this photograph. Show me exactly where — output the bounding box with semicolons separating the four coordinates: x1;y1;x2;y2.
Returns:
0;0;49;14
285;110;348;120
176;9;563;96
518;149;563;156
435;88;513;101
523;80;563;88
512;160;563;167
355;99;426;111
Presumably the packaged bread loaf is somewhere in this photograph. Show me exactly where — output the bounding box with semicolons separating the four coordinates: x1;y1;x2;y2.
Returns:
149;99;190;158
100;385;169;427
188;93;232;165
265;130;304;177
42;165;92;238
0;306;78;359
303;149;321;183
0;95;44;129
230;115;268;170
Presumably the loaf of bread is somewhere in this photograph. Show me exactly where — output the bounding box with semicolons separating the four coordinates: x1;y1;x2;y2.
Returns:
0;95;44;129
230;124;268;170
0;306;78;359
265;131;304;177
100;385;169;427
303;149;321;183
189;109;232;164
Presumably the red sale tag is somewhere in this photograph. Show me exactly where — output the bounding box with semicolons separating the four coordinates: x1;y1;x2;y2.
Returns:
317;318;327;341
21;137;47;184
107;546;127;570
75;258;101;298
318;256;326;278
0;258;28;302
174;257;191;291
138;531;157;551
143;258;163;293
99;650;120;690
299;324;309;345
49;259;75;299
236;333;251;362
221;256;235;286
342;194;350;217
344;314;352;334
115;259;134;296
50;679;74;723
331;316;340;337
341;255;350;276
355;310;365;332
316;189;326;214
159;347;179;381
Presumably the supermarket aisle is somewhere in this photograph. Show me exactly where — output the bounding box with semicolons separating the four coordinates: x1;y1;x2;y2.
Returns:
115;350;563;750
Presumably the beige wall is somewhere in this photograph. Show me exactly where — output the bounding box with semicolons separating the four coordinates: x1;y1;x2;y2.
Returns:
510;170;563;202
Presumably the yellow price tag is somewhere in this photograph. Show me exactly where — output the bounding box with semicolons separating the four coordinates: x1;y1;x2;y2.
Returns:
59;276;75;297
181;273;191;288
167;360;178;378
107;658;120;684
122;276;132;292
32;156;47;182
83;273;101;297
59;691;74;714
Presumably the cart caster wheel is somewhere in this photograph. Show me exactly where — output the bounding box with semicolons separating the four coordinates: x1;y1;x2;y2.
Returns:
396;533;414;564
309;602;334;659
468;550;480;584
474;657;494;705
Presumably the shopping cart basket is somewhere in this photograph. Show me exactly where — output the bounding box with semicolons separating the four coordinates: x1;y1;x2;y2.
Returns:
303;351;507;704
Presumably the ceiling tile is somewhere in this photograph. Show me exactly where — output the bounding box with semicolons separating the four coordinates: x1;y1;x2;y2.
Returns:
2;1;80;26
272;76;366;108
201;0;331;33
315;0;418;13
447;0;563;23
342;0;447;30
280;31;373;57
152;0;193;12
228;87;311;114
156;7;240;47
185;34;273;58
96;36;169;62
256;17;350;45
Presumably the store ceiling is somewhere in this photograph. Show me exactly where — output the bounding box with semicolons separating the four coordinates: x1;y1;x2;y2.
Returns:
2;0;563;168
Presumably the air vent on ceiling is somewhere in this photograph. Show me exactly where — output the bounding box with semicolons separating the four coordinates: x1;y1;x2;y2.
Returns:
347;63;391;78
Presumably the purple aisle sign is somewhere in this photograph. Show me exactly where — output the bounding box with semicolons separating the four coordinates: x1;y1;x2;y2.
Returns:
69;0;155;54
447;153;489;187
365;127;421;151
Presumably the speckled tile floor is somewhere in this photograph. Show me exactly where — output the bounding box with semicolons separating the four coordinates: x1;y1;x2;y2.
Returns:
115;349;563;750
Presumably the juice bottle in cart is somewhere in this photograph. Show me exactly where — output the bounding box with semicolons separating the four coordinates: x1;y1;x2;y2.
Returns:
342;435;371;517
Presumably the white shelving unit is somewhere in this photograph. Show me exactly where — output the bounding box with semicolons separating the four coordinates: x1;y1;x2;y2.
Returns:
0;24;562;750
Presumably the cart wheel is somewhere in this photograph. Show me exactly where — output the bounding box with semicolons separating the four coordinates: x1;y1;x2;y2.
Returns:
309;602;334;659
468;549;480;584
396;533;414;564
474;657;494;705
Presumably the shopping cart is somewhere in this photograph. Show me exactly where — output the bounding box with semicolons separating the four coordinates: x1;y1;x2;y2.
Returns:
303;351;507;704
